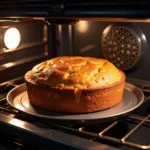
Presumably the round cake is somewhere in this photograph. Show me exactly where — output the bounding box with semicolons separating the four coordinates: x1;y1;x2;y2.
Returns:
25;56;125;113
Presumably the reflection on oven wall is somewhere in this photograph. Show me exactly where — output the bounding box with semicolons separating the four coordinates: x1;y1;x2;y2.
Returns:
73;21;150;81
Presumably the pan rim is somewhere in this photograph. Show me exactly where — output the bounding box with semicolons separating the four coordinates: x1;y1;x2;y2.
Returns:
6;82;144;122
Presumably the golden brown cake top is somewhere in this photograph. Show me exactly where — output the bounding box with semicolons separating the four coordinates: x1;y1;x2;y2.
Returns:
25;56;123;89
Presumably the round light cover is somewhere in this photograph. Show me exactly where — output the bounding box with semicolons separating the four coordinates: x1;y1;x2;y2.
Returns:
4;27;21;49
76;21;89;33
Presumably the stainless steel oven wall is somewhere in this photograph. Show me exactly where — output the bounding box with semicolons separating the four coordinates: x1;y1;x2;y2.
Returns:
0;20;54;83
54;24;74;57
71;21;150;81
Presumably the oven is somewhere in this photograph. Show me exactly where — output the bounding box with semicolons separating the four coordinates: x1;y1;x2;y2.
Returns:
0;1;150;150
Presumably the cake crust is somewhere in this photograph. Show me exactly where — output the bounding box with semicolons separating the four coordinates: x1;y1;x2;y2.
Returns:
25;56;125;113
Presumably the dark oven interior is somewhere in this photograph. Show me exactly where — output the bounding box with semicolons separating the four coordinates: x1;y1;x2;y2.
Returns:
0;1;150;150
0;20;149;150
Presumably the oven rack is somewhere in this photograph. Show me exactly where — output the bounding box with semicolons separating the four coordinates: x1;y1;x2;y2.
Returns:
51;115;150;150
0;78;150;150
0;97;150;150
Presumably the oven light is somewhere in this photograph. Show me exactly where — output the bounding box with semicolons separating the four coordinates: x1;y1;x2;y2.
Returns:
76;21;89;33
4;27;21;49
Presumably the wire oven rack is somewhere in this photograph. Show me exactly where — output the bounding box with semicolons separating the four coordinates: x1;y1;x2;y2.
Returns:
0;77;150;150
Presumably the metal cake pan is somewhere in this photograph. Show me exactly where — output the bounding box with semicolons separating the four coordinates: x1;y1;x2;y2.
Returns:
7;83;144;124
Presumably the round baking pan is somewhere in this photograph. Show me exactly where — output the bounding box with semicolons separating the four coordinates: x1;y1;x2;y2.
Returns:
7;83;144;124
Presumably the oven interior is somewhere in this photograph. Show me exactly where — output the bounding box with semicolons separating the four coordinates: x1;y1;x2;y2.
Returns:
0;1;150;150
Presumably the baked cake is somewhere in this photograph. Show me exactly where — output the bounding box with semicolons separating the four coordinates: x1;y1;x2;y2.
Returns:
25;56;125;113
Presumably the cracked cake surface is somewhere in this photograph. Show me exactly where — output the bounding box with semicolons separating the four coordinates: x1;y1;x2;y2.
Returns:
25;56;122;89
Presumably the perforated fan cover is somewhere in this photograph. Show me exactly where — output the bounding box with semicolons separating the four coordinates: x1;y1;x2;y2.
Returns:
102;25;141;70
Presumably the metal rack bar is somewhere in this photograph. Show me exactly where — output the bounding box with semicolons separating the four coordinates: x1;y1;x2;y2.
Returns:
0;76;23;87
128;115;150;123
127;79;150;93
98;121;118;136
121;115;150;149
0;54;47;71
0;40;47;56
121;115;150;142
78;127;98;137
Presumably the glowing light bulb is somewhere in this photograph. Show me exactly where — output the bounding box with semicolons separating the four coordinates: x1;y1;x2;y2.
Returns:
4;27;21;49
76;21;89;33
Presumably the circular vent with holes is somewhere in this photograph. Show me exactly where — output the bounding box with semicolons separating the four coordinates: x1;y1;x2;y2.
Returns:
101;24;146;71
